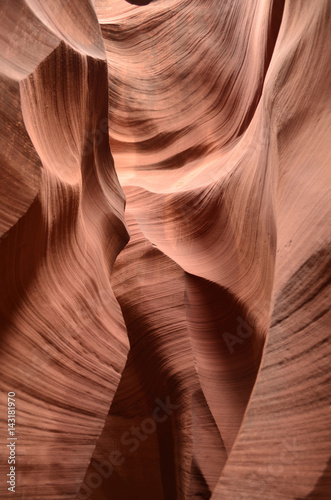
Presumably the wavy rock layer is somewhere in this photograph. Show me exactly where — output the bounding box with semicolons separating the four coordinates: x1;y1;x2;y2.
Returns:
0;0;330;499
0;1;129;498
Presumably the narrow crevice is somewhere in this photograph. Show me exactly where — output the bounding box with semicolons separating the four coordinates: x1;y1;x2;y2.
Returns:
237;0;285;137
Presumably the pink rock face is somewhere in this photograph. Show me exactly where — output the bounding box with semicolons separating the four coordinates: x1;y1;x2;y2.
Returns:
0;0;330;499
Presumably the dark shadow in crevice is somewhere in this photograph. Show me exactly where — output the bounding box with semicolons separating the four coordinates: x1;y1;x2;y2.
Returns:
126;0;154;5
188;459;211;499
237;0;286;137
266;0;286;71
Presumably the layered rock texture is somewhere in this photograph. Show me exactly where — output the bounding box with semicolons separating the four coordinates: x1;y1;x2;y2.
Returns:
0;0;330;499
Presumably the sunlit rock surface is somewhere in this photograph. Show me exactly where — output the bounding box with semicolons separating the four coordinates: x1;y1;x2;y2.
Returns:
0;0;330;499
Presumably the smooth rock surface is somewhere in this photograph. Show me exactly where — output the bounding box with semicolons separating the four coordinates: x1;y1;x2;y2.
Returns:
0;0;330;499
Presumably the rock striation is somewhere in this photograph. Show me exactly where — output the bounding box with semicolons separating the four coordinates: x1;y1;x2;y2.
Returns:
0;0;330;499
